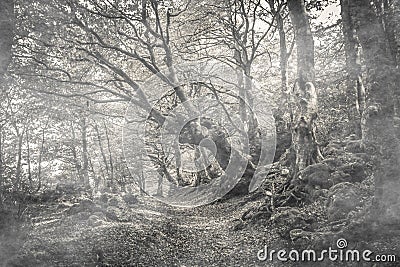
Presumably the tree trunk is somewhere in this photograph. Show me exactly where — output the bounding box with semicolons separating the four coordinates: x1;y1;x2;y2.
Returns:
36;123;47;192
277;7;289;97
80;115;89;188
26;128;32;187
15;132;24;189
71;122;82;182
340;0;366;137
351;0;400;225
104;122;114;188
0;125;3;207
382;0;400;117
287;0;321;174
94;122;109;184
0;0;14;79
0;0;13;206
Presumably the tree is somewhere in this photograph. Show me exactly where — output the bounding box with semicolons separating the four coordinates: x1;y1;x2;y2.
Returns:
350;0;400;225
287;0;321;174
340;0;365;137
0;0;14;79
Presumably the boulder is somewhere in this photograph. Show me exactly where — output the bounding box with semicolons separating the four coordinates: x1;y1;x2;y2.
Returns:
88;215;104;227
66;198;99;215
122;193;138;205
326;182;362;222
271;207;314;238
105;206;122;221
344;140;365;153
336;162;366;183
322;141;344;157
300;163;333;189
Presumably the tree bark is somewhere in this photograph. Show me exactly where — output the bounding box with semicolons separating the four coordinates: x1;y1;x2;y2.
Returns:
287;0;321;174
0;125;3;207
80;115;89;188
340;0;366;137
351;0;400;225
0;0;14;79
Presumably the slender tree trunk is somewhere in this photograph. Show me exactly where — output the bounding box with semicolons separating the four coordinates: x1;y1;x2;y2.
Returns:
351;0;400;225
94;122;109;182
37;123;47;192
15;132;24;189
277;8;289;97
26;128;32;187
104;122;114;188
341;0;366;137
71;122;82;182
287;0;321;174
80;116;89;188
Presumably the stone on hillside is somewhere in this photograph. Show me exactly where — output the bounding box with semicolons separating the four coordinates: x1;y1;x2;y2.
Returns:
336;162;366;183
105;206;122;221
271;207;314;238
344;139;365;153
122;193;138;205
67;198;99;215
326;182;362;222
300;163;333;189
88;215;104;227
322;142;344;157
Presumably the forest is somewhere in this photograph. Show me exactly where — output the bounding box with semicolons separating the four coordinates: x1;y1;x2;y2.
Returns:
0;0;399;266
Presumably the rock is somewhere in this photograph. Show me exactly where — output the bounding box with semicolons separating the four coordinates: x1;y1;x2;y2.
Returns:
353;153;370;162
326;182;362;222
122;193;138;205
232;220;246;231
56;202;73;210
300;163;331;178
66;199;99;215
92;211;106;218
98;193;111;203
299;163;333;189
271;207;314;238
305;172;334;189
251;211;272;221
311;188;329;199
322;157;343;168
107;196;122;207
74;211;91;220
105;206;121;221
289;228;315;246
322;142;344;157
281;168;290;176
330;171;351;184
55;183;84;195
336;162;366;183
88;215;104;226
344;140;365;153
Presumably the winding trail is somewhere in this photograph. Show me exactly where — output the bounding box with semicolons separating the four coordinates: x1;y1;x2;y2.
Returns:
7;194;286;266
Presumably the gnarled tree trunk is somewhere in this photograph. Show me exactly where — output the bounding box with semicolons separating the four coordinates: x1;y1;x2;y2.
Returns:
287;0;321;174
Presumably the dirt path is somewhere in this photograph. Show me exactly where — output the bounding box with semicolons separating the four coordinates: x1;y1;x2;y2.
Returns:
4;195;286;267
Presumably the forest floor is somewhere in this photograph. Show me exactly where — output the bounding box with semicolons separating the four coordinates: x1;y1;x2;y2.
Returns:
1;191;290;267
1;187;400;267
